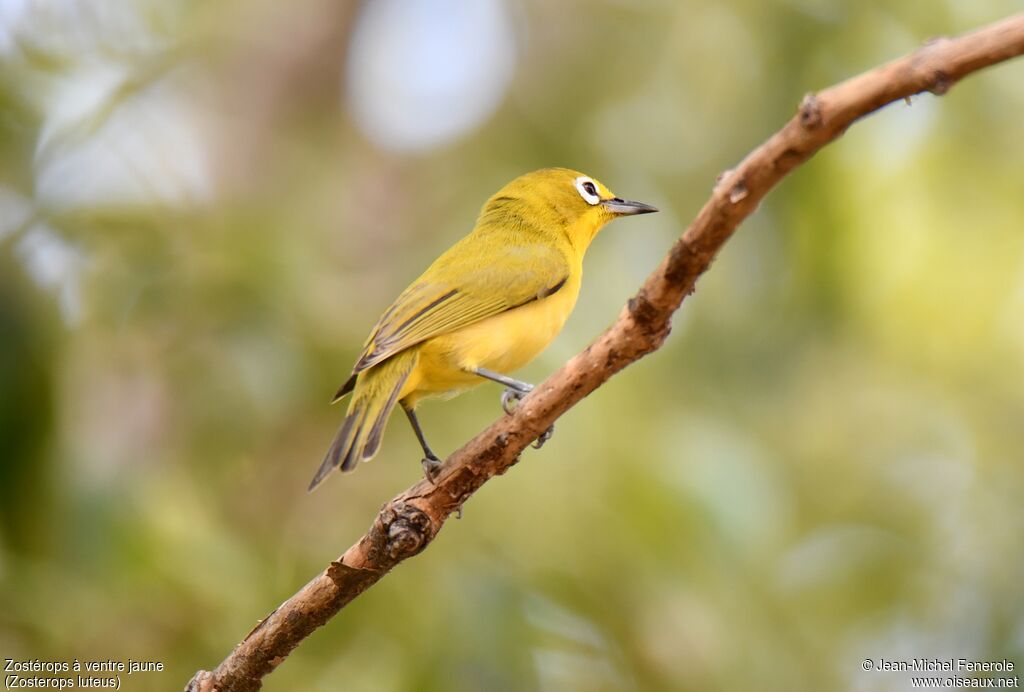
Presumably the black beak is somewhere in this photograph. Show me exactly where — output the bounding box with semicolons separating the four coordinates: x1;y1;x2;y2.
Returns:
601;197;659;215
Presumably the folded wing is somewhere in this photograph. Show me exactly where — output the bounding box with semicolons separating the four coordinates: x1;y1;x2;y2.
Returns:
346;237;570;383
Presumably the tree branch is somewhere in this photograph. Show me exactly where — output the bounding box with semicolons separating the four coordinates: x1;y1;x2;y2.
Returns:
187;14;1024;691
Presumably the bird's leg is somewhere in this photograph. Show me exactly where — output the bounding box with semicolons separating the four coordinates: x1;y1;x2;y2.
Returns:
471;367;555;449
471;367;533;411
402;403;442;482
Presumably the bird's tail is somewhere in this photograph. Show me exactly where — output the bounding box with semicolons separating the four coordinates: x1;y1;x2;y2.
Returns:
308;349;417;491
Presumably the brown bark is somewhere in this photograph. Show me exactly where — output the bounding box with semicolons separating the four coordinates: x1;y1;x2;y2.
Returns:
188;13;1024;691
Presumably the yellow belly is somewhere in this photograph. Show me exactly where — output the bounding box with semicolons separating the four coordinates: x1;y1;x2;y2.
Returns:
399;272;581;405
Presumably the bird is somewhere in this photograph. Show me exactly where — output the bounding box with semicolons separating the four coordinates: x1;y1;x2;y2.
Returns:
309;167;657;490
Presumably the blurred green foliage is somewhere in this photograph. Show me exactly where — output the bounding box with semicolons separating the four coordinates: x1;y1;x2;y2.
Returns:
1;1;1023;690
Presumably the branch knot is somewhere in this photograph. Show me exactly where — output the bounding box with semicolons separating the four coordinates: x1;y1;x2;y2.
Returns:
798;93;823;130
929;68;952;94
381;502;433;560
627;291;666;336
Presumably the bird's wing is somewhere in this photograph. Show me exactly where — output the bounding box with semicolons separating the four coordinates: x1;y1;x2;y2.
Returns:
352;238;570;375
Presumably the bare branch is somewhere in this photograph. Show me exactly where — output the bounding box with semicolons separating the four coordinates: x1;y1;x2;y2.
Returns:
188;13;1024;692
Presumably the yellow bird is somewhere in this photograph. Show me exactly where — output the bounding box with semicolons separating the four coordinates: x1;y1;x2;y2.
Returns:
310;168;657;490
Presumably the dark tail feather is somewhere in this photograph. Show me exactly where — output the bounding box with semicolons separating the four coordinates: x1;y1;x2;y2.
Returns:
309;414;358;491
308;352;415;491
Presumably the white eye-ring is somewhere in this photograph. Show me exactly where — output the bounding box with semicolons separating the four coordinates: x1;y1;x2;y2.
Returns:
574;176;601;205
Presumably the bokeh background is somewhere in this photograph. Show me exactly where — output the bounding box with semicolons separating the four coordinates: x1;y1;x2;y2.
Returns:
2;1;1023;690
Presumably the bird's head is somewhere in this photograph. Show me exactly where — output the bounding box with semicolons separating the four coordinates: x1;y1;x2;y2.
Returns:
479;168;657;251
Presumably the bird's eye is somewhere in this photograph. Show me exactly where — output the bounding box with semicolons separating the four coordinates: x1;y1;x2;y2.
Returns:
574;176;601;205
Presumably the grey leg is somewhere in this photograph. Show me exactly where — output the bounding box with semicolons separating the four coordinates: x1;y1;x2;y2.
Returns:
473;367;533;393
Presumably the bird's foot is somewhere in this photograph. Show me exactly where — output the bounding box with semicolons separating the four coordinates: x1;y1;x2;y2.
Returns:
421;454;442;483
532;424;555;449
500;385;553;448
501;384;534;414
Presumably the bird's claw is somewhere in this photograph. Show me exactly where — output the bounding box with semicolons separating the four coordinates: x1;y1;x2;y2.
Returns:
501;384;533;415
500;388;520;414
532;424;555;449
421;454;442;483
